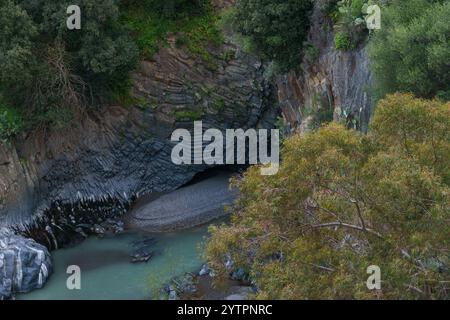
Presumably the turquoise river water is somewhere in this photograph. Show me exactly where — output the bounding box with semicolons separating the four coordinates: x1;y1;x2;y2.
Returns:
18;226;209;300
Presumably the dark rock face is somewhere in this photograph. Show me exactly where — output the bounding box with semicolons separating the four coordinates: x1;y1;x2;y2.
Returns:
0;17;278;297
0;33;277;231
0;229;52;299
277;2;374;133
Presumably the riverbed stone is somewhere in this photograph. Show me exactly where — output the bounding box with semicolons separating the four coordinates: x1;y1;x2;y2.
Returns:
0;231;52;299
126;172;237;231
224;286;254;300
199;264;211;276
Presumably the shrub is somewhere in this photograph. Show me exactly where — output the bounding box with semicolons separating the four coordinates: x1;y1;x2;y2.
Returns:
310;105;335;129
121;0;209;18
334;32;354;50
303;43;320;64
121;0;222;66
173;110;203;121
332;0;371;51
0;0;37;87
370;93;450;185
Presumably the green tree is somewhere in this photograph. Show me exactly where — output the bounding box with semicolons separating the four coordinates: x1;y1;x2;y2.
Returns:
371;93;450;185
369;0;450;100
0;0;139;128
0;0;37;88
206;93;450;299
232;0;313;72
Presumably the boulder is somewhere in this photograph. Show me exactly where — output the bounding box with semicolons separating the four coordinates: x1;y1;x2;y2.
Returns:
0;229;52;299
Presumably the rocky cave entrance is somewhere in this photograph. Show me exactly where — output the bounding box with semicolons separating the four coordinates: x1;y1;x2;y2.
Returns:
18;165;244;251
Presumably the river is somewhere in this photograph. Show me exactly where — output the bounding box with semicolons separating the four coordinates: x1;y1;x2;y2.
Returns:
18;226;209;300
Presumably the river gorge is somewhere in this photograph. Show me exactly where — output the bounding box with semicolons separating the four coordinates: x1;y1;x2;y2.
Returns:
0;0;376;300
18;226;209;300
2;169;240;300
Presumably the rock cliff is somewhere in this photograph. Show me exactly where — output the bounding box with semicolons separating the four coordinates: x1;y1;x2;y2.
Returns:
0;228;52;299
0;0;377;298
0;27;276;234
0;1;278;298
277;2;374;133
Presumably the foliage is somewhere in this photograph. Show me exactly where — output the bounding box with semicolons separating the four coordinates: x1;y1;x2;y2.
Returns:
307;92;335;130
213;98;226;112
317;0;340;16
231;0;313;72
181;13;224;68
0;104;23;142
310;104;335;130
120;4;178;58
371;93;450;185
0;0;37;87
0;0;224;131
120;0;222;67
0;0;139;128
206;93;450;299
332;0;373;51
334;32;355;51
369;0;450;100
121;0;208;19
303;43;320;65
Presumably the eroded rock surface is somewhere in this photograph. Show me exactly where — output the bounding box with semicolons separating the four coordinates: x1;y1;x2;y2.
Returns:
277;2;374;133
0;229;52;299
0;1;278;296
0;30;276;230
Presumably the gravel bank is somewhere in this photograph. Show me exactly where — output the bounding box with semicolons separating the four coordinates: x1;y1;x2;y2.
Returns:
125;172;237;232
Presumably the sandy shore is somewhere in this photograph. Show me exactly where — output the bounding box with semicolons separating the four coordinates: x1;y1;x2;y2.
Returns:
125;172;237;232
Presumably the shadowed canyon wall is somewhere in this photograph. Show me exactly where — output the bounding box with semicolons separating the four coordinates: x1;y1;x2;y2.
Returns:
277;2;374;133
0;29;277;229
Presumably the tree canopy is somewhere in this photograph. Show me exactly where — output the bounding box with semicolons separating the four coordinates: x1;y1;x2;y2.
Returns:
231;0;313;72
0;0;139;128
206;93;450;299
369;0;450;101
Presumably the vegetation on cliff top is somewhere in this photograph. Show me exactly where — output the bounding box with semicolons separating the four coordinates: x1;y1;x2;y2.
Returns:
205;0;450;300
369;0;450;101
0;0;139;133
0;0;220;138
331;0;371;51
230;0;313;72
120;0;223;66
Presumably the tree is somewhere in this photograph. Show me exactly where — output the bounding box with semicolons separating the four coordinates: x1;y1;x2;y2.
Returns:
0;0;37;88
0;0;139;128
120;0;209;18
369;0;450;100
232;0;313;72
206;93;450;299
